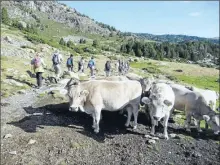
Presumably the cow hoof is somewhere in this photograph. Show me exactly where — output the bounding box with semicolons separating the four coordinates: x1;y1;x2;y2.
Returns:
198;129;203;133
186;128;191;132
150;132;155;136
125;123;129;127
164;135;169;140
94;129;99;134
214;131;219;135
133;126;137;130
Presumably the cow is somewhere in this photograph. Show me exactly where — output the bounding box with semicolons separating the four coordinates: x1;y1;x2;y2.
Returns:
65;78;142;133
141;83;175;140
95;76;129;81
186;86;219;112
169;83;220;134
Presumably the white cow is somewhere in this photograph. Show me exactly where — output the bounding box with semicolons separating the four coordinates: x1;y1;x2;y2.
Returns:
187;86;219;111
169;83;220;134
65;78;142;133
141;83;175;140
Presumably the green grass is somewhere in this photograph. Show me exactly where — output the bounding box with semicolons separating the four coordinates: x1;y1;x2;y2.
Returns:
174;110;206;128
130;61;219;92
175;75;219;92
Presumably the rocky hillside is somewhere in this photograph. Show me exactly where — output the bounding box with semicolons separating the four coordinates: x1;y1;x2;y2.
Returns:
1;1;117;35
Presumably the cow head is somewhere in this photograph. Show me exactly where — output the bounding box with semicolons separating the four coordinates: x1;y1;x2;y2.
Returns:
203;114;220;134
65;78;89;112
140;77;154;93
141;96;173;121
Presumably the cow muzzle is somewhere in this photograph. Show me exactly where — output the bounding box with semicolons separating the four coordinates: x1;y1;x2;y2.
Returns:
69;106;79;112
153;116;160;121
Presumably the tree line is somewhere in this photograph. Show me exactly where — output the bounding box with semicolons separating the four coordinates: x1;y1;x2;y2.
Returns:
120;40;219;62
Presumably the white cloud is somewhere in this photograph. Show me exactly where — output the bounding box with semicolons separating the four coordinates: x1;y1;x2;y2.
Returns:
188;12;201;17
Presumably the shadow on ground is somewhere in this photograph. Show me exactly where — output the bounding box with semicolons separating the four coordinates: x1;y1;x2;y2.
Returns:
6;75;35;87
7;103;219;142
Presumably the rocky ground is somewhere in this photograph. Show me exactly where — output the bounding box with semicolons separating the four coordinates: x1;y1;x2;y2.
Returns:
1;83;220;165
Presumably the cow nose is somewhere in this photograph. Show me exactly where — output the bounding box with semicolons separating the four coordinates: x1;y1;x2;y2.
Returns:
69;107;78;111
153;116;159;121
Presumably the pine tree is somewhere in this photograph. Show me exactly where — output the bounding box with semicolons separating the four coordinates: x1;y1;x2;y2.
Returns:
1;7;10;25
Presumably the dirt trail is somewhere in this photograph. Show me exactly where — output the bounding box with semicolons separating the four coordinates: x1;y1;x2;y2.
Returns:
1;85;220;165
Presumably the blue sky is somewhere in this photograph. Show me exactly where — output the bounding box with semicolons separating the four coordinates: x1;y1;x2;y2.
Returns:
60;1;219;38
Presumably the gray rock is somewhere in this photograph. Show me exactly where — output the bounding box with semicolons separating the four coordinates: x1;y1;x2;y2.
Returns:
28;139;37;144
170;133;177;138
17;90;26;94
192;152;202;158
151;137;159;140
4;36;13;44
18;21;27;28
144;135;151;138
9;151;17;155
3;134;12;139
147;139;156;144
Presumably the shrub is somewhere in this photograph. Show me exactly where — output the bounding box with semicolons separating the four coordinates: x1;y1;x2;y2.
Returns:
59;38;66;46
1;7;10;25
67;40;74;48
92;39;99;48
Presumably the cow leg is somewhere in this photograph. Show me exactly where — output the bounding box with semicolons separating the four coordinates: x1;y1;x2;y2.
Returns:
196;120;202;132
93;109;101;133
163;113;169;140
132;105;139;130
184;113;192;132
125;107;132;127
92;113;96;129
150;115;156;136
119;109;124;115
169;108;175;123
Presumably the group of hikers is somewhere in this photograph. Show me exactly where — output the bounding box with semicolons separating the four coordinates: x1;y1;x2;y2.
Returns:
104;59;130;77
31;50;130;88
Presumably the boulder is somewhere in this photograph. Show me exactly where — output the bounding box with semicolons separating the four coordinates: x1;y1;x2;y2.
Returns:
18;21;27;28
3;134;12;139
4;36;13;44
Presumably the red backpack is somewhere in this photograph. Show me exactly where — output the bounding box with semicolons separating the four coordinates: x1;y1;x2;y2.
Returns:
34;57;41;68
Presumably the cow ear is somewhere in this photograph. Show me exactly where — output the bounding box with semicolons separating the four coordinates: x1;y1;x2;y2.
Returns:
203;115;210;122
141;97;151;104
80;90;89;97
164;100;172;106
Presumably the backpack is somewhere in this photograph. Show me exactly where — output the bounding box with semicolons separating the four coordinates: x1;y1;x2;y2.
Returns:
67;58;72;66
52;54;59;65
88;60;94;68
105;61;111;71
34;57;41;68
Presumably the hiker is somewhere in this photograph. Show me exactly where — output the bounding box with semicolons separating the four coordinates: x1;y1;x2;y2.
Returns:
115;60;119;74
52;50;63;79
87;56;95;77
31;53;46;88
118;59;123;75
78;57;85;73
104;60;111;77
124;61;130;74
66;54;74;72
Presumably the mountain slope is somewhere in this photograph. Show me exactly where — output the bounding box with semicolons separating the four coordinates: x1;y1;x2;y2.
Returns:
133;33;219;44
1;1;117;36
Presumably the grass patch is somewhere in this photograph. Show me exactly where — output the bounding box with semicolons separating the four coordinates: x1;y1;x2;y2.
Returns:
175;75;219;92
